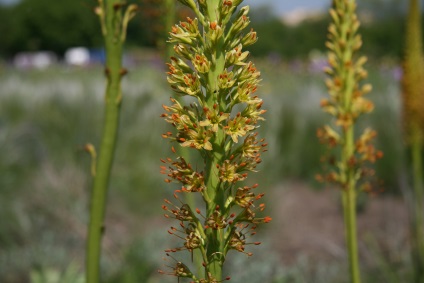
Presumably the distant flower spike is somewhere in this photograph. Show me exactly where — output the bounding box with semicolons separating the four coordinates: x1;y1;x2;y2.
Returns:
318;1;382;283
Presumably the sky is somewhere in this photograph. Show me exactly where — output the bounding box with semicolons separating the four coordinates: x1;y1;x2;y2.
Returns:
0;0;16;4
244;0;330;15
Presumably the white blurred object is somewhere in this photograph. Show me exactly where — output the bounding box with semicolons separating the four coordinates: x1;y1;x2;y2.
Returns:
64;47;90;66
14;51;57;69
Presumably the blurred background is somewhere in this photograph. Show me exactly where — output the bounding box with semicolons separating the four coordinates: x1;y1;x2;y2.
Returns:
0;0;417;282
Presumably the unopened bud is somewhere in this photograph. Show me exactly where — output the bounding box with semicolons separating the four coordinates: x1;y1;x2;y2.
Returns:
241;28;257;46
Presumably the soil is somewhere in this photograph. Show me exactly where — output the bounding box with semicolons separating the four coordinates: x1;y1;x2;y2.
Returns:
270;182;410;266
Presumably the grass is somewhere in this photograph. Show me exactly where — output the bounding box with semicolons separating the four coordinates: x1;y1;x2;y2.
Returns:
0;59;409;282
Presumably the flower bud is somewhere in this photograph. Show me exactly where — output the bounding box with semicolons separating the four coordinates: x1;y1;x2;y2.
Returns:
227;6;250;38
169;25;194;45
241;28;258;47
174;44;193;60
329;9;339;24
225;44;249;66
221;0;235;16
169;18;199;46
361;83;372;95
208;21;224;46
171;56;192;73
176;0;197;10
352;34;362;51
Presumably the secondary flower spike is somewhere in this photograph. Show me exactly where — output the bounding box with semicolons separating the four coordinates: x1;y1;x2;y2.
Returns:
317;1;382;283
159;0;270;282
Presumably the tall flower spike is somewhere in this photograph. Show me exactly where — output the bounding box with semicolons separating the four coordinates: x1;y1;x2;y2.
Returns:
318;1;382;283
402;0;424;281
161;0;270;281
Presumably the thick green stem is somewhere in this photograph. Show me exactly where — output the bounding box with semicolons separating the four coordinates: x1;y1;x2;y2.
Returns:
338;4;361;277
163;0;175;59
203;0;226;279
342;126;361;283
86;1;125;282
204;88;225;282
204;0;226;205
404;0;424;281
412;128;424;220
342;188;360;283
204;134;225;280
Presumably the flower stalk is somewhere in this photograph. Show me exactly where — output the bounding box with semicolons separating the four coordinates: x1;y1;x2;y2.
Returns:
160;1;269;281
164;0;176;59
402;0;424;281
317;1;382;282
86;1;137;283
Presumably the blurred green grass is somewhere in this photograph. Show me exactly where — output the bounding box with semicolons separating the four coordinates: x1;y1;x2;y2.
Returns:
0;60;409;282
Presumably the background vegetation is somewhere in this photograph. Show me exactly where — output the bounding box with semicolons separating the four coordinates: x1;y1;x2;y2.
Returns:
0;0;418;60
0;62;409;282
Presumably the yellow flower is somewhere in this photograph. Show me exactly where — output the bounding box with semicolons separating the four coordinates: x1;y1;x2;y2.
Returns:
224;114;255;143
219;160;245;183
199;107;229;132
181;129;213;151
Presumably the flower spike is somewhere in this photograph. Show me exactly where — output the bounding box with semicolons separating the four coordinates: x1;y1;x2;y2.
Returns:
160;0;269;281
318;1;382;282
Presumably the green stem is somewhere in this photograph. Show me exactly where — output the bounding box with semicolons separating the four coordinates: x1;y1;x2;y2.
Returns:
405;0;424;280
163;0;175;59
411;126;424;282
342;183;361;283
412;130;424;218
204;135;225;280
86;1;125;282
342;126;361;283
203;0;226;279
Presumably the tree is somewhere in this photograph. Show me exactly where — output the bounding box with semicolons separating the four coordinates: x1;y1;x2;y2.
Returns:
0;0;103;56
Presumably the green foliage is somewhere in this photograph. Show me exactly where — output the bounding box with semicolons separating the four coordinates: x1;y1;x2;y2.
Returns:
0;0;102;56
105;239;158;283
247;4;419;60
0;0;184;57
247;7;329;59
248;18;290;58
30;263;84;283
361;16;405;59
0;1;418;60
357;0;405;19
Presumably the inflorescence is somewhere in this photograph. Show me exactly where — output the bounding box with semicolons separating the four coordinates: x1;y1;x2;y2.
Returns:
316;0;383;193
159;0;270;282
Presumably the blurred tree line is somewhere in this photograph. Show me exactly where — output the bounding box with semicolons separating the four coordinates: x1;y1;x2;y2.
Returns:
0;0;183;57
0;0;418;60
